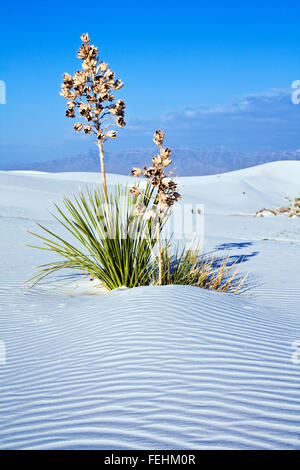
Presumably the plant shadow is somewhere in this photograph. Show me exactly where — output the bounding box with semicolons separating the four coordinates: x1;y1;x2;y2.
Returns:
211;241;259;294
216;242;254;250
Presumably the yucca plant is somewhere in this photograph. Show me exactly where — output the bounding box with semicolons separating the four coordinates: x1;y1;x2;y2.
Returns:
27;32;246;296
27;184;161;290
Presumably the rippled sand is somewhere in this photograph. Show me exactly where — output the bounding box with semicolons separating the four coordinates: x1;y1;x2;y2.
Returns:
0;162;300;449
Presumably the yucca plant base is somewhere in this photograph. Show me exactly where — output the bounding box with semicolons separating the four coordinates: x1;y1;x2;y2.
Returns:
28;184;157;290
27;185;244;294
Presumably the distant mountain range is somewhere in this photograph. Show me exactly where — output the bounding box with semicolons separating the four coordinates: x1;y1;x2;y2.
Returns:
2;148;300;176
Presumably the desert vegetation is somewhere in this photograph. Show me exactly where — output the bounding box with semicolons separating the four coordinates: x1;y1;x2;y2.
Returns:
255;197;300;218
27;33;244;294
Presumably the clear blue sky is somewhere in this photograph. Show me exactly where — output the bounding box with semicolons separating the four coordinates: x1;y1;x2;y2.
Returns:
0;0;300;165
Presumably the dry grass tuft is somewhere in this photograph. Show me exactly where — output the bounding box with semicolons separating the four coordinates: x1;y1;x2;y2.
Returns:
160;244;247;294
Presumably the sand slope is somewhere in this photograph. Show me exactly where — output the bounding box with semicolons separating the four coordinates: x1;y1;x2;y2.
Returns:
0;161;300;449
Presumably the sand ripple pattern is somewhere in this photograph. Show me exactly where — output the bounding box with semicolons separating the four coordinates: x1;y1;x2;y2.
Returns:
1;284;300;449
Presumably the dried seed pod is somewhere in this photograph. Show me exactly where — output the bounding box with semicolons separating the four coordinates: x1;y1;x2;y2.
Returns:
173;192;182;201
63;73;73;88
144;167;156;178
77;44;91;59
115;99;125;109
80;33;90;43
113;80;124;90
160;147;171;159
153;129;164;147
108;106;119;116
131;167;142;177
104;68;114;80
162;158;172;167
130;186;140;196
116;116;126;128
152;154;162;166
67;101;76;109
99;62;108;72
73;70;87;86
106;130;117;138
161;177;177;191
74;122;83;131
83;125;92;134
66;109;75;118
60;88;76;99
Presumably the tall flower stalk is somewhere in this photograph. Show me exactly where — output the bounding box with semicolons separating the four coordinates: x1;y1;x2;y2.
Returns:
130;130;181;285
60;33;125;206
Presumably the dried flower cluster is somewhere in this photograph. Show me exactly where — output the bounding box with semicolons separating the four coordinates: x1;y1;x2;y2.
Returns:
130;130;181;217
60;33;125;142
130;130;181;285
60;33;125;206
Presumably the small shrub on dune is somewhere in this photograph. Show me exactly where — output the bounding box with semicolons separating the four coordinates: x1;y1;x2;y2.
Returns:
161;245;246;294
255;196;300;218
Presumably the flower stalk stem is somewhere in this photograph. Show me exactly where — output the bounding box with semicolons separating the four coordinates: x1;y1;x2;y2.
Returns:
98;141;109;206
157;216;163;285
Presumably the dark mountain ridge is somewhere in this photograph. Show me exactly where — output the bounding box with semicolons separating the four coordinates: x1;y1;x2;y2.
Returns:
2;148;300;176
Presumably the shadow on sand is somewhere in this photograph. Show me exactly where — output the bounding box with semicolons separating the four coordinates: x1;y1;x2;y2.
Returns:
212;241;259;294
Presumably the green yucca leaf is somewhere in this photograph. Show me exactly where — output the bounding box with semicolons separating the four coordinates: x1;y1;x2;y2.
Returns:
26;183;162;290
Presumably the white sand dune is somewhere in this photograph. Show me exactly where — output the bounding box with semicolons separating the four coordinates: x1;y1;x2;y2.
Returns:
0;161;300;449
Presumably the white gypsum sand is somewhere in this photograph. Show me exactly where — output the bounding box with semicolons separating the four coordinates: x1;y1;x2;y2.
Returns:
0;160;300;449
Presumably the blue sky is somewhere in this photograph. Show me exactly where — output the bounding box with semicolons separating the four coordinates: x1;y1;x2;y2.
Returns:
0;0;300;165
